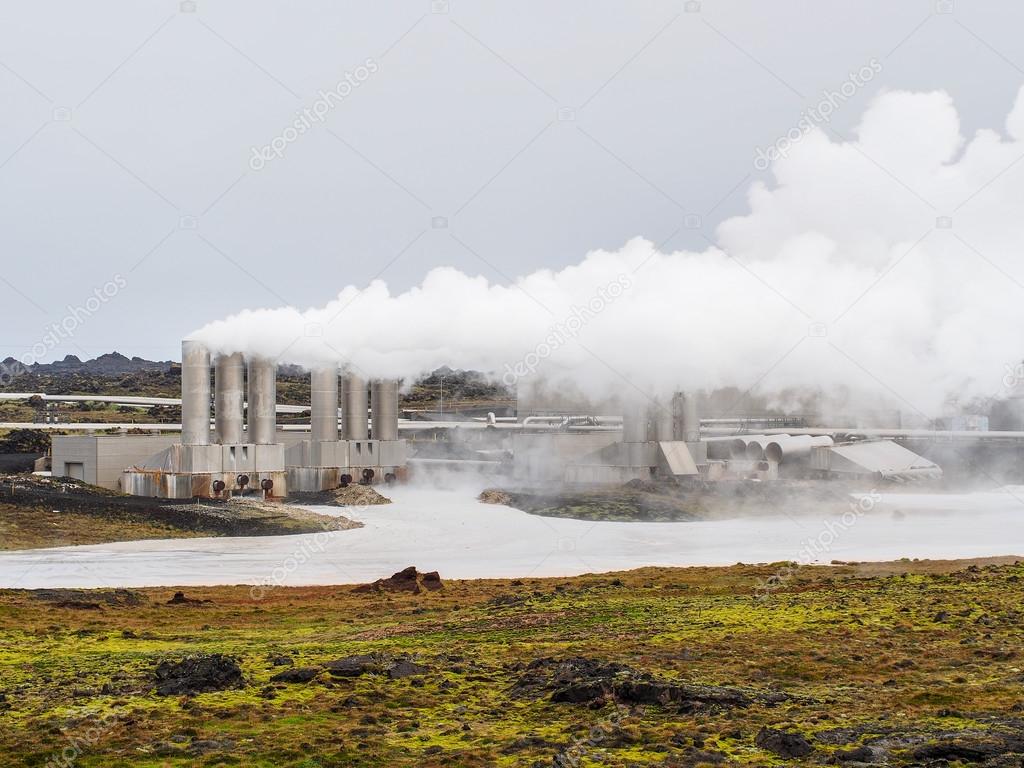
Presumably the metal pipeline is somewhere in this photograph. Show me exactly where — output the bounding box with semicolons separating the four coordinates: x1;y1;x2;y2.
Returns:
745;434;790;460
728;434;767;459
181;340;211;446
765;435;834;463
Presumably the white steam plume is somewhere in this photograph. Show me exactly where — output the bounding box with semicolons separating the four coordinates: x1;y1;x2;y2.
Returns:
192;87;1024;415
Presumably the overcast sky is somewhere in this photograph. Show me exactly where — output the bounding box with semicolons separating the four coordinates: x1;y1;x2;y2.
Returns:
2;0;1023;364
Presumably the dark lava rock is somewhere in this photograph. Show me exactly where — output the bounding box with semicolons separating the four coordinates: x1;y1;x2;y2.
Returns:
34;588;145;608
352;567;444;594
387;659;430;679
324;654;382;677
269;667;320;684
154;654;244;696
755;726;814;758
421;571;443;590
269;655;293;667
514;657;761;712
829;744;877;763
167;591;206;605
912;732;1024;762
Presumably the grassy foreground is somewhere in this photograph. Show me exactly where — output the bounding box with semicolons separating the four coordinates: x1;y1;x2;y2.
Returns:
0;558;1022;767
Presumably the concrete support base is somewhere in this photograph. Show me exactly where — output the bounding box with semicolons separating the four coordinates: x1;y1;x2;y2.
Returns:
121;470;288;499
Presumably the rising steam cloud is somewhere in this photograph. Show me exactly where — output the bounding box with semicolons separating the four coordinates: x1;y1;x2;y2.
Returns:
192;87;1024;414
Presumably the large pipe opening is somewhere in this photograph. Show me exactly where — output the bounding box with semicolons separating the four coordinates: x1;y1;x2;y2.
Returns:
181;340;211;446
765;435;834;463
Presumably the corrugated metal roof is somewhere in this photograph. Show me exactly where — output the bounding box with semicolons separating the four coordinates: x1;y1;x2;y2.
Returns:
827;440;939;474
657;441;699;476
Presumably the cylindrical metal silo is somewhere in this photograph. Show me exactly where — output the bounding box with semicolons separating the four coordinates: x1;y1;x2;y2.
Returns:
682;394;700;442
647;399;673;442
621;403;648;443
311;367;339;442
342;374;368;440
247;357;277;445
372;379;399;441
214;352;244;445
181;340;211;446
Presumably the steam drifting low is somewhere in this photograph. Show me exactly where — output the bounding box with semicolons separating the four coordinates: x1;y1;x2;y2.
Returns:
192;87;1024;413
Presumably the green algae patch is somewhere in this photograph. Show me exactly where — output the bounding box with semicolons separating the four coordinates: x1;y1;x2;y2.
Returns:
0;559;1022;766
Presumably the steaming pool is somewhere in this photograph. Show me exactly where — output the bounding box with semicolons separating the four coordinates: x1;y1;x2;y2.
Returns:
0;485;1021;589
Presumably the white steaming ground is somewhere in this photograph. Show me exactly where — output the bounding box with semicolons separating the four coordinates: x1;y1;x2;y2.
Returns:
192;87;1024;413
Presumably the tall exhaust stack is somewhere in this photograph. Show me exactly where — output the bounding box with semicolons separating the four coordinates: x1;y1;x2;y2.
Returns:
622;403;648;443
672;391;700;442
247;357;277;445
342;374;368;440
311;367;340;442
371;379;399;441
181;340;211;446
647;398;673;442
214;352;244;445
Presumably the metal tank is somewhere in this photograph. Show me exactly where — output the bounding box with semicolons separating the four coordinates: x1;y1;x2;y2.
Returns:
181;340;211;446
310;367;339;442
647;399;674;442
247;357;277;445
671;391;702;442
372;379;399;441
342;374;368;440
214;352;244;445
621;403;648;443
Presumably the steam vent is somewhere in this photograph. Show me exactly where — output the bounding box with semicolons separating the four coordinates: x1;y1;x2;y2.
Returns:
120;340;407;499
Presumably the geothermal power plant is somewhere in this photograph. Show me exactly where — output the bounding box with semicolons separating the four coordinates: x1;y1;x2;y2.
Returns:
43;337;993;499
52;341;407;499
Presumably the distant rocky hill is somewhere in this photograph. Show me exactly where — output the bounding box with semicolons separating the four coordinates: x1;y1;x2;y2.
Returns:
0;353;512;409
1;353;174;378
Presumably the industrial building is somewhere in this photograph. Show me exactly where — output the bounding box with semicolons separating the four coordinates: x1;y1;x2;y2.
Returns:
52;340;408;499
509;391;944;486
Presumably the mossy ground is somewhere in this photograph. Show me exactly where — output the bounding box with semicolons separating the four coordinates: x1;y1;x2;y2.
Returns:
0;558;1021;766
